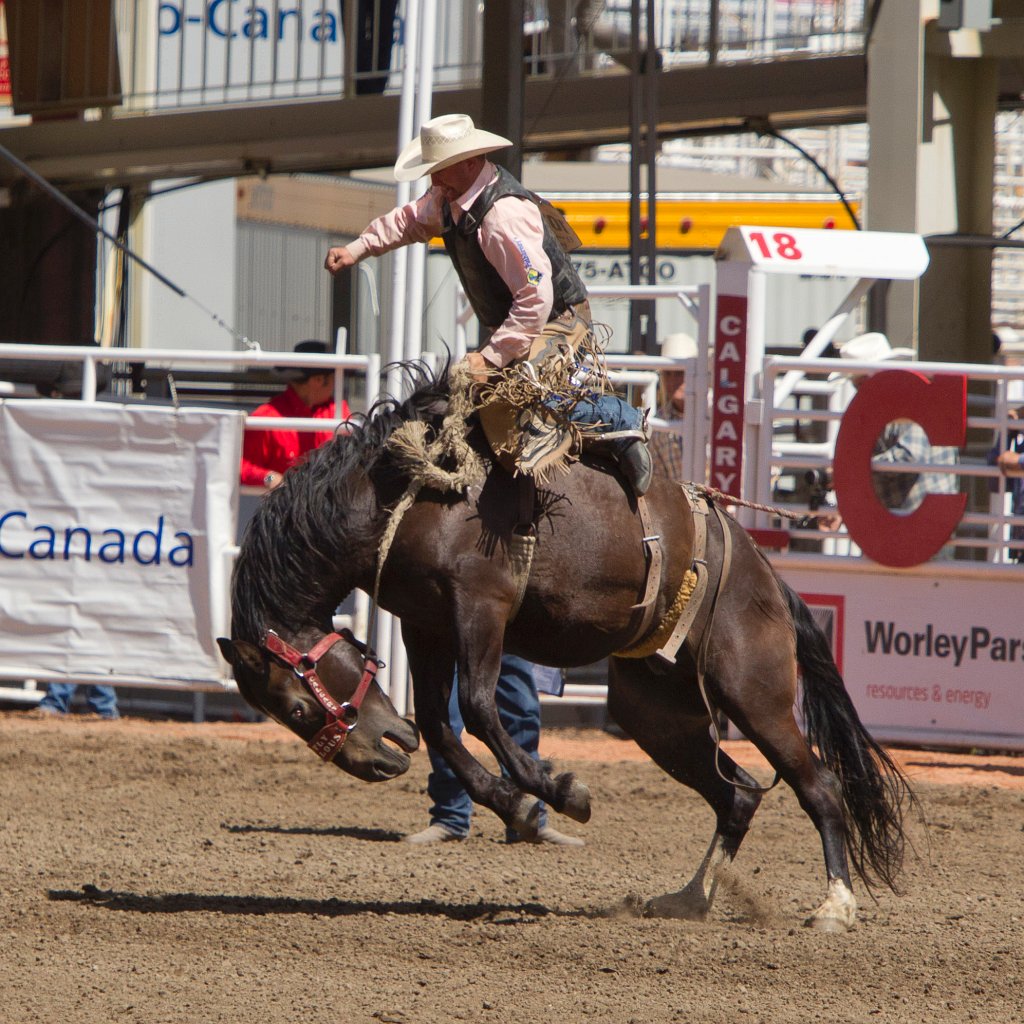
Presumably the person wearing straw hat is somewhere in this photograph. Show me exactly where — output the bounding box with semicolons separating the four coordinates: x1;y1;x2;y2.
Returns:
324;112;653;496
649;332;697;483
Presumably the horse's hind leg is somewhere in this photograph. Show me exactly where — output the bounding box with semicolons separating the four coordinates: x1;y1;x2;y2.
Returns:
727;700;857;930
715;660;857;931
608;657;763;921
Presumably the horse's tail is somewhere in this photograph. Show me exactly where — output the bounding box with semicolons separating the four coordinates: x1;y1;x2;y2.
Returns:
781;579;915;893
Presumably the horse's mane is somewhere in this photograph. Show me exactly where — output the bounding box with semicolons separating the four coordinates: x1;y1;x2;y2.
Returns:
231;360;452;642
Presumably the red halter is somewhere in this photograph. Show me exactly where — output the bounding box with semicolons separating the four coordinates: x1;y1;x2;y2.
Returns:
261;629;382;762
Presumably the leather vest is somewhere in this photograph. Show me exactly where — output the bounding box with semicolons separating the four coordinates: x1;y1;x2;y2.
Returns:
440;166;587;330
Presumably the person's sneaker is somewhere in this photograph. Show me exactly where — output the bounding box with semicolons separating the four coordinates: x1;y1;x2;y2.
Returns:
403;823;466;845
507;825;585;847
24;706;63;719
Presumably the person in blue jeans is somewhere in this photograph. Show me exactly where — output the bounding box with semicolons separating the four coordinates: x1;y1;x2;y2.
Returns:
404;654;583;846
37;683;120;720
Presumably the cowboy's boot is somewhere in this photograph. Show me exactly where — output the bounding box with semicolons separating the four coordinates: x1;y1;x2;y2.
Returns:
616;439;653;497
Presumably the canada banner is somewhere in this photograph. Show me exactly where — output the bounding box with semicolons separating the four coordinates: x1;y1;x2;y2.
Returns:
0;402;243;685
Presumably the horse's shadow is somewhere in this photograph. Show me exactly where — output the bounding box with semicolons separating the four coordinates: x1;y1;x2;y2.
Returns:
222;823;402;842
48;885;588;921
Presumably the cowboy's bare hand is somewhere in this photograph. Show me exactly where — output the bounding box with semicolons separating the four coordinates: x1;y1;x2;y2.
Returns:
324;246;355;275
463;351;496;385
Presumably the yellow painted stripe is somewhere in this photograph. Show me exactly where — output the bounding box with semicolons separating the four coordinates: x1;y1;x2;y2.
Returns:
430;197;859;251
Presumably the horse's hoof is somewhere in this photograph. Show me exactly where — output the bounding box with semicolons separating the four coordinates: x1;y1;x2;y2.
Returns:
803;914;853;933
509;796;542;840
642;891;710;921
558;776;592;823
803;879;857;932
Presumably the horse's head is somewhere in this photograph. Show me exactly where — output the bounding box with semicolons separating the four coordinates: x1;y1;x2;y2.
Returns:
217;627;419;781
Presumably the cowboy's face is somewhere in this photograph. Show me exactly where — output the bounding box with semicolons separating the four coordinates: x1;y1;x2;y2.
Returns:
430;156;485;202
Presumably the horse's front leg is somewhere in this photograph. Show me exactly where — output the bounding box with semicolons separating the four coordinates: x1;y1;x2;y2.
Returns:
452;608;591;827
403;626;544;838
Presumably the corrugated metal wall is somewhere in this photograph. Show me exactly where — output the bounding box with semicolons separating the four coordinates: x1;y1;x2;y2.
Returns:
235;221;333;352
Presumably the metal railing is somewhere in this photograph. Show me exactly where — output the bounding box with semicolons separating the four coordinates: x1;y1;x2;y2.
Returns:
0;342;383;714
754;355;1024;568
0;1;866;117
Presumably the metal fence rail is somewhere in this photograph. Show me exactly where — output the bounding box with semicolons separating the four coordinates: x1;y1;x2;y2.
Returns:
756;355;1024;567
0;342;381;716
1;0;866;115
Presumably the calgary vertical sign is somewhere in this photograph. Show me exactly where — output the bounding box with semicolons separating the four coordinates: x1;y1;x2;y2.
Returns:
709;263;749;493
0;1;10;106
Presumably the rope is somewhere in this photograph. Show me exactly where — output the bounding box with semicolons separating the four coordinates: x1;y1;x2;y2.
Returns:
692;483;808;522
372;363;490;622
386;363;487;494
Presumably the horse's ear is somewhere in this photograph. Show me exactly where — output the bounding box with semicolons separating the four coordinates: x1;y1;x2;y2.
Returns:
216;637;235;664
217;637;265;675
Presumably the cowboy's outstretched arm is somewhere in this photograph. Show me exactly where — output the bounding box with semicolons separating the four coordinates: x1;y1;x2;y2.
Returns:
324;190;443;274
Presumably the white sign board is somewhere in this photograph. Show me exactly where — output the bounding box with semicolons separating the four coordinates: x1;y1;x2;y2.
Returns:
155;0;345;104
778;566;1024;751
0;402;243;686
717;226;930;280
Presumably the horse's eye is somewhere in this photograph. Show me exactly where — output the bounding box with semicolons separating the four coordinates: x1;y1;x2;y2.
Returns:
289;704;306;724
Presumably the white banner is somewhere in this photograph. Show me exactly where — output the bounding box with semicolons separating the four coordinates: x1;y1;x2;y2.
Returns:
155;0;344;106
0;402;243;686
777;565;1024;751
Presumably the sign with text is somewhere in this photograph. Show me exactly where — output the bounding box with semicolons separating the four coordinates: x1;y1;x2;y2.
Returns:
832;370;968;566
0;402;243;685
0;1;9;104
780;567;1024;751
156;0;351;105
718;226;930;280
709;285;748;493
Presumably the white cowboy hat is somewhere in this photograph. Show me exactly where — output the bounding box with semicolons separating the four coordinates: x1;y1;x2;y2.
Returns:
660;332;698;361
828;332;915;380
393;114;512;182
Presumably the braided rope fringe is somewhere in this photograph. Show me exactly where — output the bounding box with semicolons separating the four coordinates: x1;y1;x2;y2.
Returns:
615;568;698;659
374;364;490;607
385;363;487;496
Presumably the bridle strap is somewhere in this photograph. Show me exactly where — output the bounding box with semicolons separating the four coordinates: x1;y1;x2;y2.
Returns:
262;629;381;762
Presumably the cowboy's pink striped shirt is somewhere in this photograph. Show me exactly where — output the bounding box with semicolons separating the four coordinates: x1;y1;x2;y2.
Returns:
345;161;555;368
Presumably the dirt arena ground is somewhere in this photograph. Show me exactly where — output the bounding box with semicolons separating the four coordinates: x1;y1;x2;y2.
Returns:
1;713;1022;1024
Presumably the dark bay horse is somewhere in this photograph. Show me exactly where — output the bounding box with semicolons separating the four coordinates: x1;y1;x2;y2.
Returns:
218;366;913;931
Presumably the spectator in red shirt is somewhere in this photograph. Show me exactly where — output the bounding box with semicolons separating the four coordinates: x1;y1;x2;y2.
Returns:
240;340;349;490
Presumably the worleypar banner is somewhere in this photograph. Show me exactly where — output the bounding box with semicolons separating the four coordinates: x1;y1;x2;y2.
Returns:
0;401;243;686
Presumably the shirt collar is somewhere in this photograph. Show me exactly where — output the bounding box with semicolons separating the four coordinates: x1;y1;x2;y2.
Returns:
450;160;498;222
280;384;332;416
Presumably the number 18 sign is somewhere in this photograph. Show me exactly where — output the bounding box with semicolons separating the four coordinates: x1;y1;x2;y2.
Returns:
718;226;930;282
